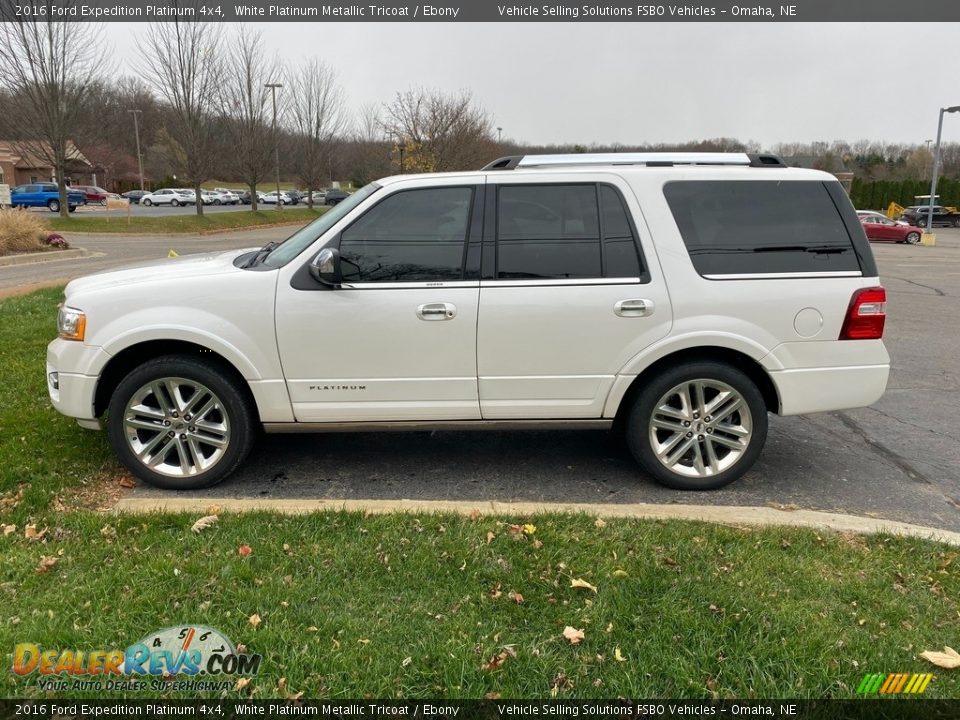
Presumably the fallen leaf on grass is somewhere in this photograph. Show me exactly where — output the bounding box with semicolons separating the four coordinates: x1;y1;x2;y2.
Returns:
118;476;136;489
612;569;628;577
24;525;47;542
2;524;16;536
486;531;495;544
489;583;502;600
401;656;412;667
532;539;543;549
191;515;218;534
234;677;251;692
663;557;679;567
563;626;585;645
482;646;517;671
35;557;58;573
508;591;524;605
570;578;598;593
248;613;262;628
238;544;253;557
921;646;960;669
594;517;607;529
614;647;626;662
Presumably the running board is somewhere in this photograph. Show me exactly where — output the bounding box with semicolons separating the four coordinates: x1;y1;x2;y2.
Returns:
262;419;614;434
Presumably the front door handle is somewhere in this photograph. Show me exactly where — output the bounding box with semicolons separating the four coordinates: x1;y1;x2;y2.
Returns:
417;302;457;321
614;299;654;317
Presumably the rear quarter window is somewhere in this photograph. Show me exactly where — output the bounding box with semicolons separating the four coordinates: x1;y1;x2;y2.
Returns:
663;180;863;276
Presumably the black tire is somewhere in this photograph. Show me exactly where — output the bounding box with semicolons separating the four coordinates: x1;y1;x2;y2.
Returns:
171;198;180;207
47;199;60;213
905;231;920;245
107;355;256;490
142;198;153;206
625;361;768;490
68;205;77;213
953;218;960;228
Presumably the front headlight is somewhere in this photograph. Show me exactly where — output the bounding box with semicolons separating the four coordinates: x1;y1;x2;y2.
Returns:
57;305;86;341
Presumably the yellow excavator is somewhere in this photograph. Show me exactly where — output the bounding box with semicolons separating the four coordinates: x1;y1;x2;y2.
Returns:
887;195;958;220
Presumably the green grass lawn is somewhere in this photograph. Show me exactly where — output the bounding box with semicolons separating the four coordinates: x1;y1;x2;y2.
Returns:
46;208;324;235
1;289;958;700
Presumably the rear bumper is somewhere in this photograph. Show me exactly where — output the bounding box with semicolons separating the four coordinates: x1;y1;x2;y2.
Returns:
770;364;889;416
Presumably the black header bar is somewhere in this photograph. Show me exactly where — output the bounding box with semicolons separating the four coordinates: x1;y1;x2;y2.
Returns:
2;0;960;22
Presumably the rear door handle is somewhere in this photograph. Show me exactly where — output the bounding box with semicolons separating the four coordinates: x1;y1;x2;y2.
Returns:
614;299;654;317
417;302;457;321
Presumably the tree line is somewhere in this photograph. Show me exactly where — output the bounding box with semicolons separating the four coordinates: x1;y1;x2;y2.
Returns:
1;7;958;219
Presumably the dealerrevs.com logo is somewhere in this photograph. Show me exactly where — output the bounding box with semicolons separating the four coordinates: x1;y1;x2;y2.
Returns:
12;625;261;692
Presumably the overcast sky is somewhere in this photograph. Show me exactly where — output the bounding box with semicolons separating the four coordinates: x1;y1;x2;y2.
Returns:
108;22;960;148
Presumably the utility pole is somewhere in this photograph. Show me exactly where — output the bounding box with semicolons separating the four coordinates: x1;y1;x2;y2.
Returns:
926;106;960;233
265;82;283;210
129;109;145;191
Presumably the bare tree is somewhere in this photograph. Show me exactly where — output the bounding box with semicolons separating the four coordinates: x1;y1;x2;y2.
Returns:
381;89;497;173
286;59;347;209
138;15;223;216
0;6;106;217
220;27;278;212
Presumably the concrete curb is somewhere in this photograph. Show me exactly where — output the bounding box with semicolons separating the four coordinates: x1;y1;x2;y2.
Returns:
111;497;960;546
0;247;96;267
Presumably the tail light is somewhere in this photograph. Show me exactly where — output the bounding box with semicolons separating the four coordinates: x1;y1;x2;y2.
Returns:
840;287;886;340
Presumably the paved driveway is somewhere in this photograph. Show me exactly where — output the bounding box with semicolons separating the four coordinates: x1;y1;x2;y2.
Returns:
5;224;959;531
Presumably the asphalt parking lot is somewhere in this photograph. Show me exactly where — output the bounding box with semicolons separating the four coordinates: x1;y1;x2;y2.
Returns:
24;201;300;218
5;225;960;531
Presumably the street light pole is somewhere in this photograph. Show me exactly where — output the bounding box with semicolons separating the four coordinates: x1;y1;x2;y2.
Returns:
128;109;144;192
265;82;283;210
926;105;960;234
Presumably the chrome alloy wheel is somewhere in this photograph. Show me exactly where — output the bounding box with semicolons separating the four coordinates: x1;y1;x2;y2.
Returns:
123;377;231;478
648;379;753;479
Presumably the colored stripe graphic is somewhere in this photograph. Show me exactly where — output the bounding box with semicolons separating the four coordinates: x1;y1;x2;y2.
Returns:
857;672;932;694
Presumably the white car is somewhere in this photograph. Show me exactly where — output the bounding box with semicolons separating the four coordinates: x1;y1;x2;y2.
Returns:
201;190;238;206
212;188;241;205
139;188;196;207
261;191;292;205
47;152;889;491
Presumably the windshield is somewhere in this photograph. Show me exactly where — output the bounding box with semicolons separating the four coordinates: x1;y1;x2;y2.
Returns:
263;183;380;267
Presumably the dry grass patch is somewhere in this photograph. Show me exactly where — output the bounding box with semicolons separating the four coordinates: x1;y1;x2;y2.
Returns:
0;208;49;255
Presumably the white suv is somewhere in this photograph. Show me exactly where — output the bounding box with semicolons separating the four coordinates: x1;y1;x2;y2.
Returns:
47;153;889;490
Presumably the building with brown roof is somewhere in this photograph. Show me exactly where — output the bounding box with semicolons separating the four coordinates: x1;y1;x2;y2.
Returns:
0;140;98;188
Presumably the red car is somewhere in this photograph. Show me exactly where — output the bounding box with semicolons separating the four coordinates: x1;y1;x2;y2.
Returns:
857;211;922;244
71;185;111;205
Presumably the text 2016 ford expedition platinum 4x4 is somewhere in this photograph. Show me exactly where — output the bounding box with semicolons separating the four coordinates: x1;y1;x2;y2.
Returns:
47;153;889;490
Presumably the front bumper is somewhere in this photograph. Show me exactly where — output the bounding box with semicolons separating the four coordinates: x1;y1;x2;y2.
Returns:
46;339;111;426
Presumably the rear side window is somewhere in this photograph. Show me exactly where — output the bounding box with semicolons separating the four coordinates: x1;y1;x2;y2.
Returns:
495;184;642;280
663;180;860;276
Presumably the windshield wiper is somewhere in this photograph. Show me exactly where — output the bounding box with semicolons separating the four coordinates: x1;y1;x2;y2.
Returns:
244;241;280;268
689;244;850;255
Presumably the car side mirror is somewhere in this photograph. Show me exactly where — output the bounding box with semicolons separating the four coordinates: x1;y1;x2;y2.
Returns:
309;247;342;286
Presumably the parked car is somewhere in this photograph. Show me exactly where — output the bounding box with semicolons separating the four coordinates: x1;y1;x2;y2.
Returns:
857;211;921;244
302;190;326;205
10;182;85;212
324;189;349;205
72;185;111;205
211;189;241;205
121;190;150;205
900;204;960;228
139;188;196;207
261;191;292;205
46;152;890;491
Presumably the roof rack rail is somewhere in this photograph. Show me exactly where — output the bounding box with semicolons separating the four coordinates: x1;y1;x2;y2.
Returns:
481;152;786;170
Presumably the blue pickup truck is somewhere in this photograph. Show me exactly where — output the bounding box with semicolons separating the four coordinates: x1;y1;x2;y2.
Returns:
10;182;86;212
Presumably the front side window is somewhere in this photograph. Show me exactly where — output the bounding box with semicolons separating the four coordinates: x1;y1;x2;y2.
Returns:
338;187;473;283
495;184;642;280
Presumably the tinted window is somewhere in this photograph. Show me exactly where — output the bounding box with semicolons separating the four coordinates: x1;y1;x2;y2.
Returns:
496;184;642;280
599;185;641;278
339;187;472;283
663;180;860;276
